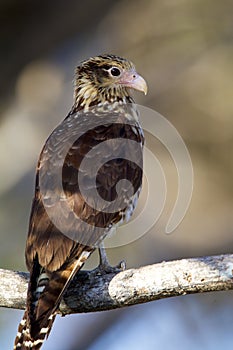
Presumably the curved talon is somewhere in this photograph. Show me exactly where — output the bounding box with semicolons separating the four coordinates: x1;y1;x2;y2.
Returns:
97;243;126;274
116;260;126;271
97;260;126;274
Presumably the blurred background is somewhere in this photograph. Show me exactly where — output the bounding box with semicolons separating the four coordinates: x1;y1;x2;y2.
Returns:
0;0;233;349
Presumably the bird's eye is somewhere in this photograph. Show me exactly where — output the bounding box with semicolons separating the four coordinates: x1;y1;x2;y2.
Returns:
109;67;121;77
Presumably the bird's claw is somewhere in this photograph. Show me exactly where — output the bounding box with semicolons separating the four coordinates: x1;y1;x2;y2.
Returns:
95;259;126;275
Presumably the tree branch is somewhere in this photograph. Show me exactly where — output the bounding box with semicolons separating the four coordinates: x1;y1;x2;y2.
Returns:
1;254;233;315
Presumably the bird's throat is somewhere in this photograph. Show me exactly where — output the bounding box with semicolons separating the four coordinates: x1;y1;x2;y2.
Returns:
74;81;133;111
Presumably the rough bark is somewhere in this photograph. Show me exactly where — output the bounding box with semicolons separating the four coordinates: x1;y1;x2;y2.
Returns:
1;254;233;315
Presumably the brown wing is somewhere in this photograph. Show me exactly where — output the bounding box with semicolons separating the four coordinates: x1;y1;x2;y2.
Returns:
24;104;144;341
26;105;144;272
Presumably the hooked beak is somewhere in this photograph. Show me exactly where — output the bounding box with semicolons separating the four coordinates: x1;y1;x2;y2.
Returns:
118;70;148;95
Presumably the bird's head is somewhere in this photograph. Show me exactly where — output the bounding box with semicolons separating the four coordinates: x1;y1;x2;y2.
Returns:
74;54;147;109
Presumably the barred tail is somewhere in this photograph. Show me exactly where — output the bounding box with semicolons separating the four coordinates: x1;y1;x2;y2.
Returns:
14;248;92;349
13;310;56;350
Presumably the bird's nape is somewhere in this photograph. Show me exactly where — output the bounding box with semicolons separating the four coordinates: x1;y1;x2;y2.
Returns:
74;54;147;109
13;54;147;350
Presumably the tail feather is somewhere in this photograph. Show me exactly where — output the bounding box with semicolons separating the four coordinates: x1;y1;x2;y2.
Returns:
14;248;92;349
13;311;56;350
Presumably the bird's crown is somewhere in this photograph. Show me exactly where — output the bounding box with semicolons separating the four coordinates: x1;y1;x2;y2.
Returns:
74;54;147;110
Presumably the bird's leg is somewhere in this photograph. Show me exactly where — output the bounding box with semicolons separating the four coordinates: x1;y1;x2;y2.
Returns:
97;242;126;273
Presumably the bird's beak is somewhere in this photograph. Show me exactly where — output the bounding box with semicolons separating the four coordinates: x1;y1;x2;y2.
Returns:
119;70;148;95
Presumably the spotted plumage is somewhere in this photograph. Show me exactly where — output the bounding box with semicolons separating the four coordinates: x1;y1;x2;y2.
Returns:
14;54;147;349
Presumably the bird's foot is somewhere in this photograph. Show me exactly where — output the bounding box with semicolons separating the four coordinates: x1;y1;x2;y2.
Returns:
95;245;126;274
97;259;126;274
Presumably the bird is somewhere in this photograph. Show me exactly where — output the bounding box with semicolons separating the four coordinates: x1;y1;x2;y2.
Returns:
13;54;147;350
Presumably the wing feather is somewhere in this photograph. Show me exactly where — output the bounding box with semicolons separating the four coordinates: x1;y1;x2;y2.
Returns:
26;105;144;273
